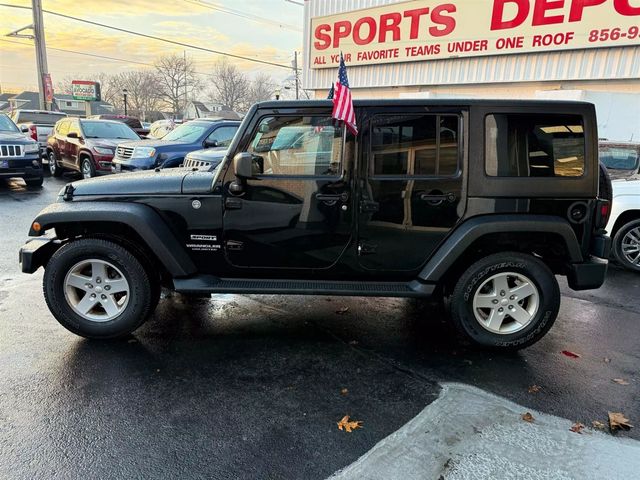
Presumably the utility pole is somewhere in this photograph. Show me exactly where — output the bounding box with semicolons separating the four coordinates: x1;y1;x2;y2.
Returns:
31;0;49;110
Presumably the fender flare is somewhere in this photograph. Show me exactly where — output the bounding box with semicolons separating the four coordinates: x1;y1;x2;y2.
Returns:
30;201;196;277
419;214;583;282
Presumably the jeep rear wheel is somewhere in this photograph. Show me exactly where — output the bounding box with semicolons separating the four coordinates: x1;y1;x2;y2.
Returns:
43;238;156;338
450;252;560;350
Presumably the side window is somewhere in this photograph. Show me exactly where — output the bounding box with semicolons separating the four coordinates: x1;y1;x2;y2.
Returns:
58;121;70;136
485;114;585;177
68;121;82;137
370;115;459;176
207;126;238;148
247;116;343;177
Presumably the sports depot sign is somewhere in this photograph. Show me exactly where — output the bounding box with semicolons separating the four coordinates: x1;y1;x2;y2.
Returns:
310;0;640;68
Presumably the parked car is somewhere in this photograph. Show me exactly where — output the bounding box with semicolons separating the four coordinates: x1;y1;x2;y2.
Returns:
599;140;640;180
20;99;611;350
88;114;149;138
112;119;239;172
9;109;67;157
0;113;43;187
148;119;182;139
46;118;140;179
606;178;640;272
183;146;228;170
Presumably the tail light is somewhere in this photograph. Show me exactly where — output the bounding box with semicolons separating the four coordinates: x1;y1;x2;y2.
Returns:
595;199;610;230
28;125;38;141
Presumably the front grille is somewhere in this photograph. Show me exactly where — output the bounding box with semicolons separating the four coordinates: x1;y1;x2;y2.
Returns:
0;145;24;158
183;157;211;169
116;146;134;159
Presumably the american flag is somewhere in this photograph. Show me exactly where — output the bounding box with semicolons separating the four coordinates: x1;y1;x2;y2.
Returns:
331;53;357;135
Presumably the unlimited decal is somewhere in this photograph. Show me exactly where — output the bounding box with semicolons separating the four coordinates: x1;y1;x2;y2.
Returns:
309;0;640;68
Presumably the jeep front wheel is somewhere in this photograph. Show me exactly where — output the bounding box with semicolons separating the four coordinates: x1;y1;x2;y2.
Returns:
450;252;560;350
43;238;155;338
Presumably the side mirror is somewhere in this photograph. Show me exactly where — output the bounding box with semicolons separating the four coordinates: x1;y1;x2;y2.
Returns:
204;139;218;148
21;126;29;133
234;152;258;178
67;132;79;139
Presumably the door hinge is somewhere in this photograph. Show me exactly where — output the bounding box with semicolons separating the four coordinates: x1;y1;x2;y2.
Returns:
358;242;377;256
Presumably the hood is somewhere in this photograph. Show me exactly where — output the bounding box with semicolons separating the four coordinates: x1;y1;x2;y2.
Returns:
67;168;192;197
85;138;124;149
117;138;189;150
0;131;35;143
186;147;227;161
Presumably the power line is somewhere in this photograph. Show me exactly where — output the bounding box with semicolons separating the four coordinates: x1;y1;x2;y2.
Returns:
0;3;299;71
181;0;302;32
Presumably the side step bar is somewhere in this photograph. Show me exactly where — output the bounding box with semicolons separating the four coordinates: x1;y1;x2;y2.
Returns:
173;275;435;298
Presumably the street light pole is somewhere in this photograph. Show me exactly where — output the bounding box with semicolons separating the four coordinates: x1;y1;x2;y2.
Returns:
123;89;128;115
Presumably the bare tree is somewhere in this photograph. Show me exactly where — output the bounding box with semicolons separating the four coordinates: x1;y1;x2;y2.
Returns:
113;71;161;120
245;73;276;109
155;53;200;116
208;58;249;112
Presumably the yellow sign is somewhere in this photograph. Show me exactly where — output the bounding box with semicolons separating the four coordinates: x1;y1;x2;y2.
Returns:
309;0;640;69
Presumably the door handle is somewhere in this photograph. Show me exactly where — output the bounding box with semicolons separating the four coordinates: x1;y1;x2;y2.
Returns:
419;193;457;203
360;200;379;213
225;197;243;210
316;192;349;202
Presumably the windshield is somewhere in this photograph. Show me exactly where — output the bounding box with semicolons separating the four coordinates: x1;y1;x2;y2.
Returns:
162;123;208;143
81;121;139;139
600;146;640;171
16;112;66;125
0;114;19;132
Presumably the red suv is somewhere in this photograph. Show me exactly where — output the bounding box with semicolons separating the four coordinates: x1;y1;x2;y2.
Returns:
46;118;140;179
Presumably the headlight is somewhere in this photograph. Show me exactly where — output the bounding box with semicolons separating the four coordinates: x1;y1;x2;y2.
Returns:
133;147;156;158
24;143;39;153
94;146;114;155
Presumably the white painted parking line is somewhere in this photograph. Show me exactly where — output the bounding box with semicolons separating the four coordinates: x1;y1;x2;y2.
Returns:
329;383;640;480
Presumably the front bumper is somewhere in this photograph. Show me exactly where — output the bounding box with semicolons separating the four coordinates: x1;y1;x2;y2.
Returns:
112;157;155;173
0;156;43;179
19;237;61;274
566;234;611;291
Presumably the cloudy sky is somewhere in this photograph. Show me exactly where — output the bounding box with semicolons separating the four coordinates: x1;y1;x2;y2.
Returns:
0;0;304;93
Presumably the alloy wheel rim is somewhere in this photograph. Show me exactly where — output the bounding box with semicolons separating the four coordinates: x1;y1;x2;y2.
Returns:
63;259;130;322
621;227;640;266
472;272;539;335
49;154;56;175
82;161;92;179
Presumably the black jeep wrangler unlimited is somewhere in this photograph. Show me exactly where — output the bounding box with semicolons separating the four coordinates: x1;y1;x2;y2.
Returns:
20;100;611;350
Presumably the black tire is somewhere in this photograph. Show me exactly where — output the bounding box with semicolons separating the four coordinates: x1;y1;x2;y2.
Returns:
599;162;613;204
612;219;640;272
24;176;43;188
81;157;96;179
450;252;560;350
43;238;157;339
48;151;63;177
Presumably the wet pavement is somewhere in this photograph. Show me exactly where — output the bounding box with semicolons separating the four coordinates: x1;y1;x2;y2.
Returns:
1;175;638;479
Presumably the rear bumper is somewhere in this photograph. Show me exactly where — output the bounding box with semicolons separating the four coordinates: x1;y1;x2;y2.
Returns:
19;237;60;274
566;234;611;291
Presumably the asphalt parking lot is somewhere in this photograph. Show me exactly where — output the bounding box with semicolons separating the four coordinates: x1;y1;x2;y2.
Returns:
1;174;639;479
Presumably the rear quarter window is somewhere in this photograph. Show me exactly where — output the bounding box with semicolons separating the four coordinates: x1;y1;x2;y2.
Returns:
485;114;585;178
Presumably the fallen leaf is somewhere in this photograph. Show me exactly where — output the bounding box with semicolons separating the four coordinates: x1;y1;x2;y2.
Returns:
612;378;630;386
609;412;633;431
570;422;585;434
337;415;363;433
336;307;350;315
521;412;535;423
561;350;581;359
127;339;138;344
592;420;606;430
603;357;611;363
528;385;541;393
340;388;348;395
348;340;359;346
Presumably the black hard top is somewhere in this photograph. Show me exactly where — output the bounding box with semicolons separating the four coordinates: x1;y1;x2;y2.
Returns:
256;99;594;109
